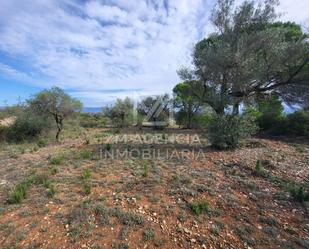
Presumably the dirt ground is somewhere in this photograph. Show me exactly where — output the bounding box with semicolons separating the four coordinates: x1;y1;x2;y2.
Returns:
0;128;308;249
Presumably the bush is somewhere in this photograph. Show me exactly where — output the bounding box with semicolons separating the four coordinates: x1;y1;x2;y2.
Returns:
0;125;7;141
77;113;109;128
49;154;66;165
257;109;309;136
257;95;284;131
289;186;309;203
208;114;258;149
6;113;49;142
189;201;209;215
285;110;309;136
82;169;92;195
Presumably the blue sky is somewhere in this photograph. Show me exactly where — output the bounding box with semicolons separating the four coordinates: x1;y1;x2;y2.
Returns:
0;0;308;107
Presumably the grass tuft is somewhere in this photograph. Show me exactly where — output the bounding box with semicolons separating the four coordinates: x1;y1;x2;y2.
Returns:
189;201;209;215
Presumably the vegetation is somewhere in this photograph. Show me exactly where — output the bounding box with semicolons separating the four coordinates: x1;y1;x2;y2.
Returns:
0;1;308;248
173;82;202;128
82;169;92;195
137;94;170;128
208;114;258;149
189;201;209;215
28;87;82;140
102;97;134;128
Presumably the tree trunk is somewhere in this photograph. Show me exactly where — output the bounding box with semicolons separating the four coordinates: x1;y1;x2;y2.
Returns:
187;111;192;129
232;102;240;115
121;113;125;128
215;106;225;115
55;115;63;141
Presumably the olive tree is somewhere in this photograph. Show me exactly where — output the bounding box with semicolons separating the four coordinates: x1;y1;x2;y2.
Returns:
102;97;134;127
28;87;82;140
137;94;170;127
173;82;202;128
179;0;309;115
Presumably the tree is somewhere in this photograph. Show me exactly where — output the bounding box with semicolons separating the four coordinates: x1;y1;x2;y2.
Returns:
179;0;309;115
173;82;202;128
28;87;82;141
102;97;134;127
256;94;284;130
137;94;170;128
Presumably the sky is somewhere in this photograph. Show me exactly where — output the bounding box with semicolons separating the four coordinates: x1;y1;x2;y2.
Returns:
0;0;308;107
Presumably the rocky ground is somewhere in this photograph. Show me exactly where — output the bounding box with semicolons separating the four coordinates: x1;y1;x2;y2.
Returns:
0;128;308;249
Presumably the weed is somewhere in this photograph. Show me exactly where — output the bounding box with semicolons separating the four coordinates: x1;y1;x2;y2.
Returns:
285;227;297;235
189;201;209;215
19;209;31;218
235;226;256;246
37;139;47;148
80;150;92;160
294;237;309;248
50;166;59;175
82;181;92;195
46;183;56;197
8;148;18;158
82;169;92;195
83;169;92;180
177;211;187;222
143;228;155;241
148;195;159;203
254;160;269;178
210;226;220;236
258;216;277;226
117;210;145;226
8;172;57;203
117;243;129;249
119;226;130;240
50;154;66;165
105;143;112;151
289;186;309;203
8;183;27;204
142;162;149;177
263;226;278;237
8;175;35;204
154;238;165;247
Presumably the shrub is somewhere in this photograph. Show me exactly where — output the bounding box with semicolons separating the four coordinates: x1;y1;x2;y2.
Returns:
257;95;284;131
6;113;49;142
143;228;155;241
80;150;93;160
83;169;92;179
77;113;107;128
8;175;36;204
289;186;309;203
50;166;59;175
258;109;309;136
142;162;149;177
46;183;56;198
285;109;309;136
254;160;269;178
82;169;92;195
105;143;112;151
50;154;66;165
189;201;209;215
208;114;258;149
8;183;28;204
0;125;7;141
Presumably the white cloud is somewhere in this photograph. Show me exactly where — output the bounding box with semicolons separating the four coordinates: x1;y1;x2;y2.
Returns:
0;0;308;106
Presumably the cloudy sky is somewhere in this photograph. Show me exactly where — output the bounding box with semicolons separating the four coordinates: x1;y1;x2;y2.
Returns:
0;0;308;107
